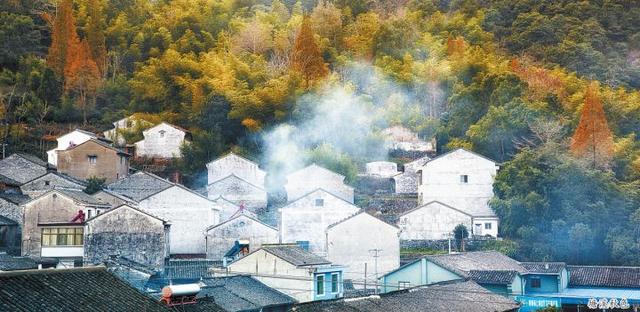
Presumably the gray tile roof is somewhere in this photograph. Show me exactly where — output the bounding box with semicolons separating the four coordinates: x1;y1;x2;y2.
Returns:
293;280;519;312
0;193;31;205
0;154;49;184
521;262;566;274
0;215;17;225
0;174;21;186
0;253;38;271
426;251;527;277
15;153;48;167
107;171;173;202
568;265;640;288
56;189;109;206
0;267;173;311
261;244;331;267
199;275;296;311
165;259;221;280
468;270;518;285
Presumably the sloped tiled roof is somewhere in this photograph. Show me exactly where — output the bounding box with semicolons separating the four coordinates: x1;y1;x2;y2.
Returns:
0;267;172;312
426;251;527;277
0;174;21;186
0;215;17;226
521;262;566;274
14;153;48;167
0;193;31;205
56;189;109;207
165;259;220;280
568;265;640;288
261;245;331;267
106;171;173;202
0;253;38;271
293;280;519;312
199;275;296;311
0;154;49;184
468;270;518;285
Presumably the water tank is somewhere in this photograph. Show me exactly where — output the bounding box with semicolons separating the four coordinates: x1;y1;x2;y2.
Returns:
161;284;201;298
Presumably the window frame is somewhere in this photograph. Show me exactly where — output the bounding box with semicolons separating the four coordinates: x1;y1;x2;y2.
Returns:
484;222;492;230
315;198;324;207
316;274;325;296
331;273;339;293
460;174;469;183
88;155;98;165
530;277;541;288
41;227;84;247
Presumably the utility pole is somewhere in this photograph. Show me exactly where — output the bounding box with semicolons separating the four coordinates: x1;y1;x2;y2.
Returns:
1;143;6;159
363;262;367;293
369;249;382;294
443;233;453;254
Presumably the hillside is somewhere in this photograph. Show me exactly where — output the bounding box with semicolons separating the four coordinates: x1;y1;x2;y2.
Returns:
1;0;639;265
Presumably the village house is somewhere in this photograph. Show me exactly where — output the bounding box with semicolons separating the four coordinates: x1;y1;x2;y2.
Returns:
103;114;154;146
134;122;191;159
326;212;400;288
206;153;268;210
19;171;86;197
46;129;98;166
0;194;31;255
398;200;498;239
211;196;244;222
279;188;360;255
392;155;430;194
21;189;111;265
106;171;220;256
204;211;278;261
293;280;519;312
92;188;136;207
84;204;170;268
365;161;399;178
381;125;436;154
0;153;49;184
415;148;500;237
221;244;345;303
56;138;130;183
0;174;22;194
195;275;296;312
285;164;354;203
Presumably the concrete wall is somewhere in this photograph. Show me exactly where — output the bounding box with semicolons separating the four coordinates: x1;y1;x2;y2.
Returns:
417;149;498;217
280;189;360;255
207;153;266;188
470;216;499;237
47;131;94;166
365;161;398;178
380;258;462;293
84;206;168;268
211;197;244;222
326;213;399;288
398;202;472;240
227;249;315;302
20;173;84;197
205;214;278;260
135;123;187;158
138;185;219;255
21;192;86;257
524;274;560;294
56;140;129;183
206;175;267;210
285;165;354;203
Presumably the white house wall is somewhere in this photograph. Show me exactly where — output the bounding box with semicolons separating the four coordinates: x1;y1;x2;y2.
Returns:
135;123;187;158
206;154;266;188
280;190;360;255
205;215;278;260
206;176;267;210
138;186;219;255
285;166;354;203
398;202;472;240
326;214;399;288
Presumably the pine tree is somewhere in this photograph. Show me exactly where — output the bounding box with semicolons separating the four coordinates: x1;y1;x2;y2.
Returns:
85;0;107;76
291;15;328;88
47;0;78;76
570;82;614;168
64;38;101;124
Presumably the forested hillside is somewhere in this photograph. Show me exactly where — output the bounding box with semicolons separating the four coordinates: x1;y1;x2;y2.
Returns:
1;0;639;265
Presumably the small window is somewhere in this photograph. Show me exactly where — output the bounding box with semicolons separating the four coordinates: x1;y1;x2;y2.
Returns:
484;223;492;230
331;273;339;293
159;130;166;138
398;281;410;289
44;180;50;186
87;210;92;219
88;155;97;165
316;275;324;295
296;241;310;251
531;277;541;288
315;198;324;206
460;175;469;183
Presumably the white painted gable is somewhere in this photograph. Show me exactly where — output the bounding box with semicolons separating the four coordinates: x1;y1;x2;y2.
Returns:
206;153;266;188
285;164;354;203
134;122;188;158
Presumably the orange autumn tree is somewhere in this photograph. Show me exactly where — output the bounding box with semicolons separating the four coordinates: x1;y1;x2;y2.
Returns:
47;0;78;76
570;82;614;168
65;39;101;124
291;15;328;88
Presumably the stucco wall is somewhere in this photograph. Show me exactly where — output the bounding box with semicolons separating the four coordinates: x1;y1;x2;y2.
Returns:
135;123;187;158
56;140;129;183
285;165;354;203
398;202;472;240
206;176;267;210
138;186;219;255
47;131;94;166
227;249;314;302
84;206;168;268
207;154;266;187
280;189;360;255
205;215;278;260
365;162;398;178
326;213;399;288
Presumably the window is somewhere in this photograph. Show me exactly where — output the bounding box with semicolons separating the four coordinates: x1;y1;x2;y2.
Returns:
315;198;324;206
398;281;411;289
484;223;492;230
41;228;83;246
159;130;166;138
44;180;50;186
530;277;541;288
316;275;324;296
460;175;469;183
296;241;310;251
88;155;97;165
331;273;339;293
87;210;92;219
